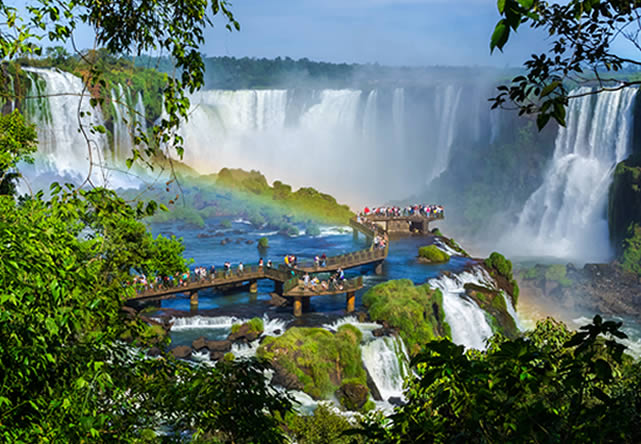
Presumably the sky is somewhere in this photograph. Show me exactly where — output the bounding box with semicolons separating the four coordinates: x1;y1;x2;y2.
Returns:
200;0;548;67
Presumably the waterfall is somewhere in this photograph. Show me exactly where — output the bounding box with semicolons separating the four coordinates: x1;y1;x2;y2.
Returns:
430;85;463;182
428;267;496;350
361;335;408;402
504;87;637;262
23;67;109;183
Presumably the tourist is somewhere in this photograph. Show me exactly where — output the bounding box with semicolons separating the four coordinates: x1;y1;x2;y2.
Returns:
267;260;273;268
284;255;290;267
258;258;264;269
238;261;244;274
321;253;327;267
314;255;320;267
303;272;310;289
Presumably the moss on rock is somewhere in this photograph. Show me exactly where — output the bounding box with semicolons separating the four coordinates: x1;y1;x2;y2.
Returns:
362;279;450;355
418;245;450;264
463;283;518;338
483;252;520;306
256;325;367;400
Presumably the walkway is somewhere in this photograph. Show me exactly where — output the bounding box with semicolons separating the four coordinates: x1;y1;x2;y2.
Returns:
127;212;442;316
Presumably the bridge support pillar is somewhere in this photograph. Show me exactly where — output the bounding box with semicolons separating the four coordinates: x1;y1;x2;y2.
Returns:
275;281;283;295
375;262;383;275
353;228;358;241
293;297;303;317
346;291;355;313
302;297;311;311
190;291;198;310
249;280;258;293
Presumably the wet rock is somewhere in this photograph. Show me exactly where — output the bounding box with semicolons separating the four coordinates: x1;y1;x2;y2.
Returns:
269;292;288;307
192;336;208;351
210;351;225;361
245;239;255;245
206;340;232;352
228;323;260;343
235;239;243;244
337;381;369;411
270;362;304;391
147;346;162;357
366;369;382;401
214;231;224;237
357;311;369;323
120;305;138;320
197;233;213;239
388;396;404;407
273;329;282;336
170;345;192;359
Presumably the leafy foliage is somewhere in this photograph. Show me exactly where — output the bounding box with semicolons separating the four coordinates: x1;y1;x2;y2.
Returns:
0;110;37;194
490;0;641;129
363;280;450;355
285;403;364;444
621;223;641;275
359;316;641;443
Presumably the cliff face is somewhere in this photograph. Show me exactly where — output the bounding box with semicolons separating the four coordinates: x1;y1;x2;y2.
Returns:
609;92;641;257
609;160;641;255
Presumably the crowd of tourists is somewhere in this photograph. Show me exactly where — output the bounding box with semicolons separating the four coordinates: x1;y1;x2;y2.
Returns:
301;267;346;292
360;204;444;218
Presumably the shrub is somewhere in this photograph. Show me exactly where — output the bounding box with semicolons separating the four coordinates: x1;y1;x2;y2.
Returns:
418;245;450;263
258;236;269;248
363;279;448;354
305;223;321;237
485;252;513;279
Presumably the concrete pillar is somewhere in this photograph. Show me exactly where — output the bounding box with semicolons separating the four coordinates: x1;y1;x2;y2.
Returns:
190;291;198;310
346;291;355;313
375;262;383;275
293;297;303;317
353;228;358;241
249;280;258;293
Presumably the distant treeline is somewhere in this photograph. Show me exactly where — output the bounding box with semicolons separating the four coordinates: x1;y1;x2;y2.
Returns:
133;54;517;89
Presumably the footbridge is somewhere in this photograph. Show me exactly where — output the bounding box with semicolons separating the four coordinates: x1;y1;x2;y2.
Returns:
127;212;441;316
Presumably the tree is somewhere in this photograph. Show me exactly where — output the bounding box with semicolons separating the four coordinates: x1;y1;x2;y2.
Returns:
0;110;37;195
490;0;641;129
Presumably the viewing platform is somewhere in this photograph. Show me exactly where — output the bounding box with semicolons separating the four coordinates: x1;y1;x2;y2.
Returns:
127;210;443;316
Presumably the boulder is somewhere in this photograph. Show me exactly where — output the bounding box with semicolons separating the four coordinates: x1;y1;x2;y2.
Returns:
170;345;192;359
270;362;304;391
120;305;138;320
269;292;288;307
192;336;208;351
245;239;255;245
388;396;404;407
228;323;260;343
210;351;225;361
336;381;369;411
206;340;232;352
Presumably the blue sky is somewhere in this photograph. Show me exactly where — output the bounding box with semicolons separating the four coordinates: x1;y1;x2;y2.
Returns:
202;0;547;66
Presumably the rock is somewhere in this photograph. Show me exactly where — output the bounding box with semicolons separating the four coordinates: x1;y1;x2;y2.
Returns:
270;362;304;391
197;233;213;239
273;329;282;336
170;345;192;359
120;305;138;320
269;292;288;307
210;351;225;361
192;336;208;351
336;381;369;411
214;231;224;237
372;328;385;337
388;396;404;407
235;239;243;244
228;323;260;343
357;311;369;323
245;239;254;245
220;239;228;245
366;369;383;401
206;340;232;352
147;346;162;357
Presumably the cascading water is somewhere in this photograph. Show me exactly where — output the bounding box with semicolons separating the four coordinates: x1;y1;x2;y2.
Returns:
20;68;141;189
361;335;408;403
428;267;497;350
503;87;637;262
431;85;463;182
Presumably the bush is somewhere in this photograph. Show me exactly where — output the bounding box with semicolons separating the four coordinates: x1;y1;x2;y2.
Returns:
363;279;449;355
248;317;264;334
305;223;321;237
418;245;450;263
285;403;363;444
485;252;513;279
545;264;573;287
258;236;269;248
257;326;366;399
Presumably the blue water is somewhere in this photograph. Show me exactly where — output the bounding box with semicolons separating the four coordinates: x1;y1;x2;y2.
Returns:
146;217;472;320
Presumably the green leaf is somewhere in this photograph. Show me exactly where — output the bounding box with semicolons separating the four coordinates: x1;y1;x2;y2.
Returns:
498;0;506;13
540;81;560;97
490;20;509;53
